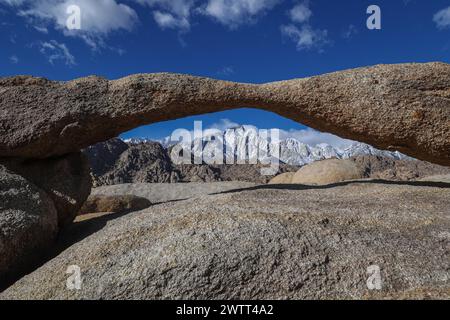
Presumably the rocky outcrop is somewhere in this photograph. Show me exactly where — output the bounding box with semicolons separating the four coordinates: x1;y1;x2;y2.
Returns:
83;138;129;179
291;159;364;185
2;182;449;299
350;155;450;181
0;165;58;289
0;153;92;228
0;63;449;166
84;139;178;186
79;195;151;215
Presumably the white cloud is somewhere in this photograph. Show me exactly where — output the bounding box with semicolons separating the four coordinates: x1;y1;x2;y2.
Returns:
153;10;189;30
20;0;138;34
34;25;49;33
37;40;76;65
202;0;280;28
143;0;281;31
3;0;329;49
282;2;328;52
342;24;357;39
9;55;19;64
289;2;311;24
3;0;197;47
136;0;195;31
279;128;354;149
281;24;328;51
434;6;450;29
3;0;138;50
0;0;26;5
136;0;194;17
208;118;240;131
9;33;17;43
217;66;235;76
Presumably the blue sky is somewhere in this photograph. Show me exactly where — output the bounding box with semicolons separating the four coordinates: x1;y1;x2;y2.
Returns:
1;0;450;142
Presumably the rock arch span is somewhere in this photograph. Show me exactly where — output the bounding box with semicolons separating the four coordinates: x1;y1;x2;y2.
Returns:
0;62;449;166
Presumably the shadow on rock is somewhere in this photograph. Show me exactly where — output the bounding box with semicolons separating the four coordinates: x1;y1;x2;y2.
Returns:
213;179;450;195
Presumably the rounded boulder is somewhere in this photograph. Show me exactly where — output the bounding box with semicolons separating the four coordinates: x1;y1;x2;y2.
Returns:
268;172;295;184
292;159;364;186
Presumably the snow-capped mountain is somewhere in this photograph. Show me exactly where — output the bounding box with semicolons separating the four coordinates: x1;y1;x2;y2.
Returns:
123;138;154;145
124;137;174;148
278;138;409;165
339;143;407;160
131;125;409;166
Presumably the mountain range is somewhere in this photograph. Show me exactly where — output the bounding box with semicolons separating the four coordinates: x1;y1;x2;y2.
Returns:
83;126;448;187
125;125;409;166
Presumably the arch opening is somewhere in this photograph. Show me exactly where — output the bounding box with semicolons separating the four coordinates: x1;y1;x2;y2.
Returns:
82;108;446;188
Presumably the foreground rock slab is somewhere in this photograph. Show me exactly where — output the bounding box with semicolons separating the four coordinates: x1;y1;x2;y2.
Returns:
0;63;449;166
90;181;257;203
2;182;449;299
0;165;58;289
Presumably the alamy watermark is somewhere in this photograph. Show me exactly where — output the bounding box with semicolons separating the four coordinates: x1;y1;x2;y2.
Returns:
367;5;382;30
66;265;82;290
66;5;81;30
169;121;280;176
366;265;382;290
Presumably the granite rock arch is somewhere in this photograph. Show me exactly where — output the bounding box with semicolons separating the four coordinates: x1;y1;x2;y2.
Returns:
0;62;449;166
